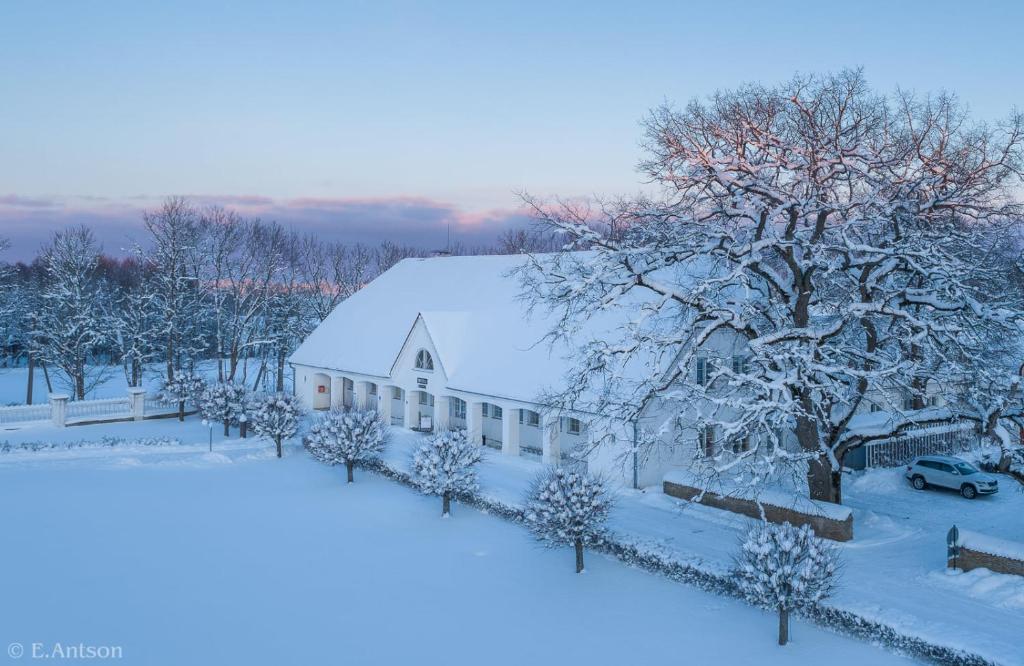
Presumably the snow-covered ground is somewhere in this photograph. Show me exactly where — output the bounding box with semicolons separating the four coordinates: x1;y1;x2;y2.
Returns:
0;417;919;666
374;430;1024;666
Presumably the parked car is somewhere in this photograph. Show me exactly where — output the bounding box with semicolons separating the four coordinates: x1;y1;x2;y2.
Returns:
905;455;999;499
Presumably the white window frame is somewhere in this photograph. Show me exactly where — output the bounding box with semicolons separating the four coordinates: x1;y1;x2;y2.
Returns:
450;397;466;420
414;349;434;371
492;405;503;420
392;387;402;400
566;417;581;435
368;383;377;396
695;357;708;386
698;426;715;457
481;403;489;418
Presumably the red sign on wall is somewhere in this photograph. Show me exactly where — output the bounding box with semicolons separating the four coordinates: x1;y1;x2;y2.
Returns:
317;385;326;394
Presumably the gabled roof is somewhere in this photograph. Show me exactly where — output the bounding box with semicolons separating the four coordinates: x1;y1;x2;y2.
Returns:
289;253;636;404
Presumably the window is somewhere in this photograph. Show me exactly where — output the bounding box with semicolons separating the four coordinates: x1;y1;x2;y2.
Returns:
902;393;915;411
566;417;581;435
695;357;707;386
368;383;377;396
870;403;881;413
491;405;503;420
414;349;434;371
520;410;540;427
392;387;402;400
731;355;749;375
418;392;429;405
450;397;466;420
698;426;716;457
731;436;751;454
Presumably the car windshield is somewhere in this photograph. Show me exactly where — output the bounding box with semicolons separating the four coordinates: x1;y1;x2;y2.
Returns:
953;462;978;475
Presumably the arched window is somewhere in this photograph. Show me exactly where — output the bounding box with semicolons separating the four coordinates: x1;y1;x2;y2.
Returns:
414;349;434;371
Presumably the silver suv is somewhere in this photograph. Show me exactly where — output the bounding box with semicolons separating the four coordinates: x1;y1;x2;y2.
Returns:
905;455;999;499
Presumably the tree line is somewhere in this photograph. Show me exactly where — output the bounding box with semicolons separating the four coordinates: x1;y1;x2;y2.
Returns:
0;197;559;403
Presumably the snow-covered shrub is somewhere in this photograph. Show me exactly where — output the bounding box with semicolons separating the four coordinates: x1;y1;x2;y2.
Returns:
411;428;482;516
0;436;182;454
734;521;840;645
161;372;206;422
251;392;303;458
304;409;389;483
199;381;248;436
526;467;612;573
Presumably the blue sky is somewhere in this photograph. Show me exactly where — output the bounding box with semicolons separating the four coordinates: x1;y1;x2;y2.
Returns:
1;0;1022;257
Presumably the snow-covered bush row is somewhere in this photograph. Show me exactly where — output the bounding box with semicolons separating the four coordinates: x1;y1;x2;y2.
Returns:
411;429;483;517
0;436;182;454
356;453;994;666
304;409;389;483
526;468;612;573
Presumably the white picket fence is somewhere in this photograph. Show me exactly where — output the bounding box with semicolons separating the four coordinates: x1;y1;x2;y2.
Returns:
0;389;186;428
863;421;978;468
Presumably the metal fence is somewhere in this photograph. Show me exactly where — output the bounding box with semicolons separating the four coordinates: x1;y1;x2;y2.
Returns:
863;422;978;468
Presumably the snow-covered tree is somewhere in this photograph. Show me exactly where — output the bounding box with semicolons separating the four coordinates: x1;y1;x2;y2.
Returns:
526;467;612;573
141;198;208;382
112;284;160;387
304;409;389;483
411;429;483;516
200;381;248;436
162;372;206;422
519;70;1024;504
251;392;303;458
734;522;840;645
34;227;114;399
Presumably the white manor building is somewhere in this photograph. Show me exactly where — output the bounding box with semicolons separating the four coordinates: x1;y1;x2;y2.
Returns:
289;253;951;486
289;253;694;486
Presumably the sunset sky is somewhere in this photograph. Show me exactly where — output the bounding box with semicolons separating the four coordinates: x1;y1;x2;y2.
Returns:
2;0;1022;258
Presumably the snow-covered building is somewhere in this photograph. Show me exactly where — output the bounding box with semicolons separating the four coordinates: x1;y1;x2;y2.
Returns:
289;254;693;486
289;253;954;486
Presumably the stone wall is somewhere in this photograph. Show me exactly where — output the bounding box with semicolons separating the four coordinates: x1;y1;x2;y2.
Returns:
662;479;854;542
952;547;1024;576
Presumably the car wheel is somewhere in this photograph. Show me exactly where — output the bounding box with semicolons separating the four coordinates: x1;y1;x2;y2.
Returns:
960;484;977;500
911;475;927;490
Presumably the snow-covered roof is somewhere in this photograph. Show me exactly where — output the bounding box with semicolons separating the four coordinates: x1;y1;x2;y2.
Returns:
289;253;626;405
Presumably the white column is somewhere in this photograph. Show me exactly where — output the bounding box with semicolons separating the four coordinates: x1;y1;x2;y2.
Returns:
542;413;561;465
502;406;520;456
434;395;450;431
467;401;483;445
128;387;146;421
330;376;345;409
355;381;370;410
378;385;392;423
404;390;417;429
50;394;68;428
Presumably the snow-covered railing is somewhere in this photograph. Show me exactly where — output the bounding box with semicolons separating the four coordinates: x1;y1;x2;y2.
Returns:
0;389;194;428
66;397;132;423
143;396;183;415
863;421;977;468
0;403;52;426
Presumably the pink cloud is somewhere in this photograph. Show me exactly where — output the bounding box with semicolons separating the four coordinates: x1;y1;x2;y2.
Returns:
0;194;534;260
